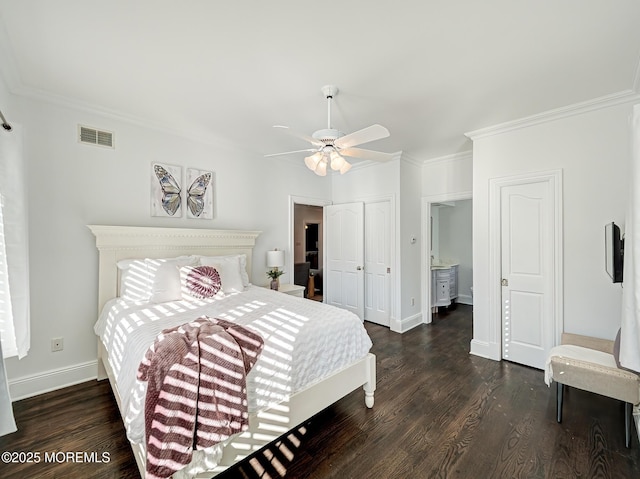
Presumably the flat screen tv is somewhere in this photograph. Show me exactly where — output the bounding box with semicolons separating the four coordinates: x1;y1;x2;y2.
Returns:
605;222;624;283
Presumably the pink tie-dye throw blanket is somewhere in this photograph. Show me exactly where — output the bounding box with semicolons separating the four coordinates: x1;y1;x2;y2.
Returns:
137;316;264;479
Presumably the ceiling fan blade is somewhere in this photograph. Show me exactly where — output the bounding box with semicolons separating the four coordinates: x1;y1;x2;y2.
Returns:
273;125;325;147
264;148;317;158
334;124;390;149
340;147;394;162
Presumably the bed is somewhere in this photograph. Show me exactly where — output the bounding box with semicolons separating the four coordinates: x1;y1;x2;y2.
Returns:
88;225;376;478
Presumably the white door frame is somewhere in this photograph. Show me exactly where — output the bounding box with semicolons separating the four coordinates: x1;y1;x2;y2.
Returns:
289;195;332;299
422;190;473;324
488;170;563;360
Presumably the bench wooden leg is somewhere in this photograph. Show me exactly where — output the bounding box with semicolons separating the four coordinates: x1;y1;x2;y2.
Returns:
625;402;633;448
556;382;564;423
555;385;633;448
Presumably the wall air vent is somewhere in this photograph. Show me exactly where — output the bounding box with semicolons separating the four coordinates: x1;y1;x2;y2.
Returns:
78;125;114;148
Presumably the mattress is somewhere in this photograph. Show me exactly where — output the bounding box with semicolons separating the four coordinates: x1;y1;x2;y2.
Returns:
94;285;373;445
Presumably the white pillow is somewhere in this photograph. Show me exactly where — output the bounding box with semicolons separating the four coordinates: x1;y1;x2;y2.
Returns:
199;254;249;287
236;254;250;287
147;255;199;303
117;258;152;302
198;255;245;293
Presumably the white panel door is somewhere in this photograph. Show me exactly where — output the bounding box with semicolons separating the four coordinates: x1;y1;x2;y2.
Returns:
501;180;554;369
364;201;391;326
325;202;364;319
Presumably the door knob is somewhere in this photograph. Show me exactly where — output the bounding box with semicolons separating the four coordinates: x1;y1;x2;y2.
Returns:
501;278;509;286
357;266;363;271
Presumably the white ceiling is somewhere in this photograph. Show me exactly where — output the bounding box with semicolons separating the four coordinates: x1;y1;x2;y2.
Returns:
1;0;639;161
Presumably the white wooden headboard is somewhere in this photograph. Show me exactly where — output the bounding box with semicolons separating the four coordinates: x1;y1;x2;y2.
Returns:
87;225;261;312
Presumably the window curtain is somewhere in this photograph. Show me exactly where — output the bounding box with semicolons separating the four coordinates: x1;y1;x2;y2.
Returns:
620;104;640;372
0;124;29;436
0;339;15;436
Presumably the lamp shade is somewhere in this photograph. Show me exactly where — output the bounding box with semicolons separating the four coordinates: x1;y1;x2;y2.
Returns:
304;152;323;170
314;159;327;176
329;150;346;171
267;249;285;268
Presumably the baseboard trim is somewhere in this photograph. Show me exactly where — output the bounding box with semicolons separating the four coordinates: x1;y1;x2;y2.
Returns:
9;360;98;401
390;313;423;333
457;294;473;306
470;339;500;361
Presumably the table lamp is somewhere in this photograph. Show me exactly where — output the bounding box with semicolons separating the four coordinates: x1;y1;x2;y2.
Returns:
266;249;285;290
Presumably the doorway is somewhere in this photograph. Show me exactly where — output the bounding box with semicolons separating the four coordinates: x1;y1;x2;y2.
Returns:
291;196;330;301
423;192;473;324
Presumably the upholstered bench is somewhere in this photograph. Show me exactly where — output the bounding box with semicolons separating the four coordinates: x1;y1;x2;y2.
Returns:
545;332;640;448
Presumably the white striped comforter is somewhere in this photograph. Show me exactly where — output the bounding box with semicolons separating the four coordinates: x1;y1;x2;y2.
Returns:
94;285;373;448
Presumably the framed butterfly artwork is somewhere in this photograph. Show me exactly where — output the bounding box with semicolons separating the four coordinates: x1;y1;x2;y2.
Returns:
185;167;213;219
150;163;214;219
151;163;183;217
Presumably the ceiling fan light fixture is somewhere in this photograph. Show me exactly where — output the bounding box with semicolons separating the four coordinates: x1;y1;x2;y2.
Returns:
314;158;328;176
267;85;391;176
304;151;323;170
329;150;346;171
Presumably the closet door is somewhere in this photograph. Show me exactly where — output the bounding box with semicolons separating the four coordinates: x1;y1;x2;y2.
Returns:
364;200;391;326
500;179;555;369
325;202;364;319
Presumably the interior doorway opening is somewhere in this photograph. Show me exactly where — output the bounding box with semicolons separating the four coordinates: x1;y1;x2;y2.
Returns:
423;193;473;324
291;198;329;301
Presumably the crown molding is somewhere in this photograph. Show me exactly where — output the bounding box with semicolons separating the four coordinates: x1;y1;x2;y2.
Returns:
423;150;472;166
399;151;422;168
465;89;640;141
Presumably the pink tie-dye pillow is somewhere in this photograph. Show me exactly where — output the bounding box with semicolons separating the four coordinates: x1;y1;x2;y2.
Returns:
182;265;222;299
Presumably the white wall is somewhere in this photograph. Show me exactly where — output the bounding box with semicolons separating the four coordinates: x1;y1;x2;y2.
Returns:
399;159;423;324
5;91;331;399
422;153;473;197
438;200;473;304
332;160;400;203
471;101;633;361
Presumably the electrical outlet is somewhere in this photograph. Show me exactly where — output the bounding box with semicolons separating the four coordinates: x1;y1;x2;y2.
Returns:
51;337;64;352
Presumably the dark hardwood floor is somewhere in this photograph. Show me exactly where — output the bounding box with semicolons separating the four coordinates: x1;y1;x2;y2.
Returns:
2;304;639;478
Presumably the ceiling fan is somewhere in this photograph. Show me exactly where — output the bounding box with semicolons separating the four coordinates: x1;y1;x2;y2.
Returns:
265;85;393;175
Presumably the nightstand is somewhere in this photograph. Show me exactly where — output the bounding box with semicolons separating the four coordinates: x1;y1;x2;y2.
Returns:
276;283;305;298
